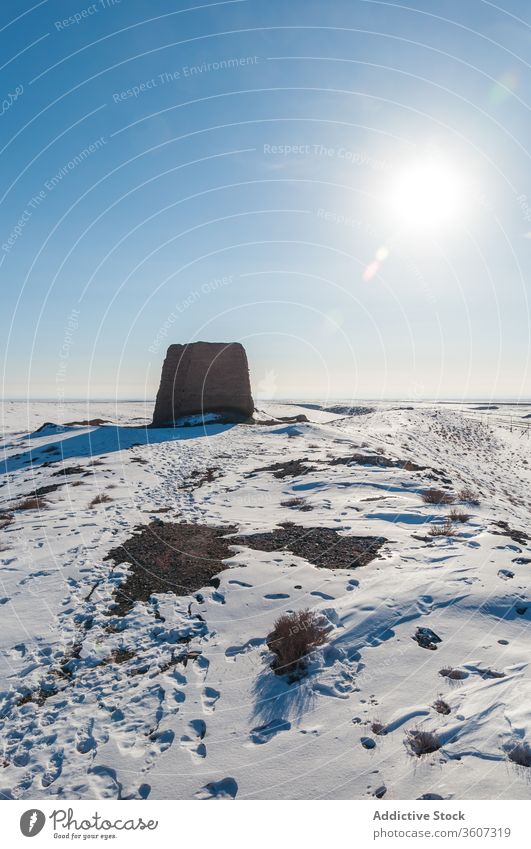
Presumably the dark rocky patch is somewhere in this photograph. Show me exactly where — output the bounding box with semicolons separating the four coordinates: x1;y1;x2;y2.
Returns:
104;521;237;615
233;522;386;569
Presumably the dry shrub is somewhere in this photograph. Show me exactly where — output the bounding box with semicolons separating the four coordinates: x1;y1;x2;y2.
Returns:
280;497;313;512
439;667;468;680
371;720;387;736
449;508;470;523
407;729;441;756
89;493;113;508
459;487;480;506
433;698;451;715
15;496;48;511
266;609;329;676
422;488;455;505
0;513;14;528
508;743;531;768
428;520;458;538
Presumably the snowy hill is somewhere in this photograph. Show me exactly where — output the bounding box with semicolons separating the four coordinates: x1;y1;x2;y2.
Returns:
1;400;531;800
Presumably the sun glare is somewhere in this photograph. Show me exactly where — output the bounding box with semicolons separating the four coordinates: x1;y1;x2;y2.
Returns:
387;156;466;233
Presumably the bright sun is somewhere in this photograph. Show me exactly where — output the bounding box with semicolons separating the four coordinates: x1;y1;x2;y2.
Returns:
387;156;466;233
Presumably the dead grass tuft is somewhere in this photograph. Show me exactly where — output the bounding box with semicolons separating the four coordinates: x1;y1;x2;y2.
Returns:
407;729;441;756
89;493;113;508
439;667;468;680
428;520;458;538
371;720;387;736
459;487;481;506
422;488;455;505
449;508;470;523
14;496;48;511
432;698;451;715
280;497;313;512
266;609;329;676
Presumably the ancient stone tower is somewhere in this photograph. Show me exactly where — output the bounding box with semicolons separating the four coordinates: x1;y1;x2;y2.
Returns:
152;341;254;426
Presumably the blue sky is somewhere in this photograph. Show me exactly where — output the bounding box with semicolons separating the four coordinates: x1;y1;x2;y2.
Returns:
1;0;530;401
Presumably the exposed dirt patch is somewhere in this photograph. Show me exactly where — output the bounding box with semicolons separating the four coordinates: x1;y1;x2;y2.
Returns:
491;521;528;546
254;413;308;426
110;648;136;664
183;466;221;489
64;418;111;426
328;453;425;472
104;521;237;615
52;465;86;477
248;458;316;479
233;522;387;569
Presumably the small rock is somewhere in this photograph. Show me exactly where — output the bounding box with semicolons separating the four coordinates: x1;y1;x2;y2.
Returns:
413;627;442;650
374;785;387;798
361;736;376;749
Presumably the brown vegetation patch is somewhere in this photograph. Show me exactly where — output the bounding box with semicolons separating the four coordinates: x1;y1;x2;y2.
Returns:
433;698;451;715
406;730;441;756
89;493;113;508
459;487;481;506
439;667;468;680
104;520;237;615
233;522;387;569
266;609;329;676
14;496;49;511
449;509;470;523
281;497;314;512
422;488;455;505
428;520;458;538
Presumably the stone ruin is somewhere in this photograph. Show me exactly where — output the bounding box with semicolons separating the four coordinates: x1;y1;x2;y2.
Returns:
152;341;255;426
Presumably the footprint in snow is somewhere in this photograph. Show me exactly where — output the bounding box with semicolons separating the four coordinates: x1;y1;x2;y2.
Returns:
194;777;238;799
41;749;63;787
180;720;206;761
249;719;291;745
201;687;220;713
225;637;265;660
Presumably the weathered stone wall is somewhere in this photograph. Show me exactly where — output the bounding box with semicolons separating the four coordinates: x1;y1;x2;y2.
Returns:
152;341;254;426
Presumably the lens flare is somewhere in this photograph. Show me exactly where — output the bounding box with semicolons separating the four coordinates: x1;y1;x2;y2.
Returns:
387;156;466;233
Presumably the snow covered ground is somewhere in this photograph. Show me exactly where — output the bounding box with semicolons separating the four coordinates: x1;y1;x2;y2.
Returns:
1;399;531;800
